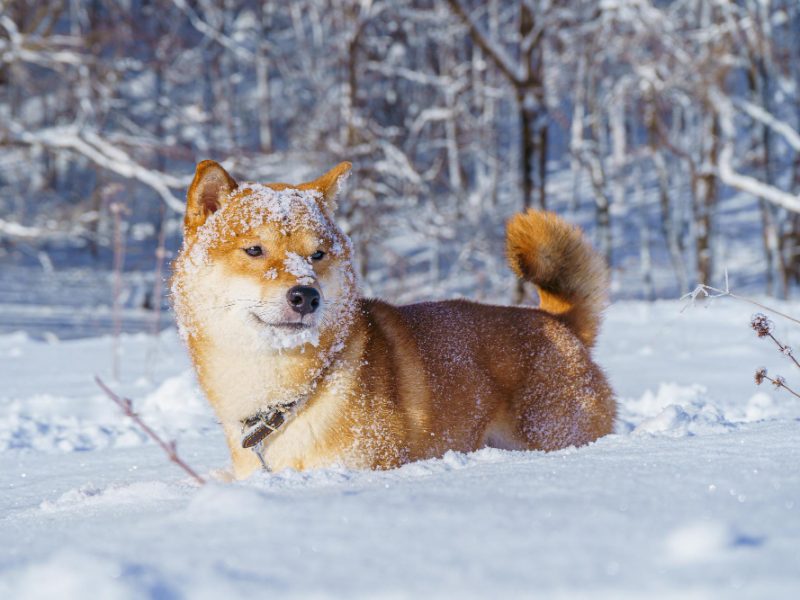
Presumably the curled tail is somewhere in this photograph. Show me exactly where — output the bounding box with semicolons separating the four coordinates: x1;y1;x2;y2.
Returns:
506;210;609;348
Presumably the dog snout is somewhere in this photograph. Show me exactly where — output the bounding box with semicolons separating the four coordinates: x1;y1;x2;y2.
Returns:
286;285;321;316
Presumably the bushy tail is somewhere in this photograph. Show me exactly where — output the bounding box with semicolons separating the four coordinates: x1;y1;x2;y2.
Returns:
506;210;608;348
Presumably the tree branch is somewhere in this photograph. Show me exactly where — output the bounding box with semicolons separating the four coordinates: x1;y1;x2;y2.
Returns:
734;98;800;152
444;0;522;86
712;90;800;213
5;124;188;212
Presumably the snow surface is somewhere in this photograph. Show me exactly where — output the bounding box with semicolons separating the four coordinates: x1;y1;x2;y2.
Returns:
1;299;799;598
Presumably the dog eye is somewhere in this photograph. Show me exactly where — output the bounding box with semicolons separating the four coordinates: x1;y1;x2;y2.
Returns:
244;246;263;257
310;250;326;261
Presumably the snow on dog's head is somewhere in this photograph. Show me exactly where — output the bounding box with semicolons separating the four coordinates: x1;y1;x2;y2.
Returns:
172;161;357;353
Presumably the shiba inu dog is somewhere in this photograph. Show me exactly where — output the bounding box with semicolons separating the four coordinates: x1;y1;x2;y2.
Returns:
172;160;616;479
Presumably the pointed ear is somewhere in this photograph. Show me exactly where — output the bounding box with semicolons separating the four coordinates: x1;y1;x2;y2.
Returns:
302;161;352;211
185;160;237;235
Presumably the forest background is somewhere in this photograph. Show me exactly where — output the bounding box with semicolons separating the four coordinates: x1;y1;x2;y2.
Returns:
2;0;799;336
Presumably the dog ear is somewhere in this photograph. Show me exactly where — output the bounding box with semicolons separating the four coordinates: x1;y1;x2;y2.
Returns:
302;162;351;212
185;160;238;235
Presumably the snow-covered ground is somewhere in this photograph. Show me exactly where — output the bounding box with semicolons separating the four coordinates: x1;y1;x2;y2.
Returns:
1;299;799;598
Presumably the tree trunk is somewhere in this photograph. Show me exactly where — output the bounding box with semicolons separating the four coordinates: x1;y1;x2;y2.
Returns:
255;2;273;152
518;88;535;211
695;115;719;285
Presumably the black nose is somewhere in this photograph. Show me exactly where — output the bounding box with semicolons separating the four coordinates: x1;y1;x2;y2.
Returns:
286;286;320;315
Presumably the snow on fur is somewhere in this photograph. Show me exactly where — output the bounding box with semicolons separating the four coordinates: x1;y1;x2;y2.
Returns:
170;183;354;343
184;184;339;271
252;317;322;351
284;252;316;285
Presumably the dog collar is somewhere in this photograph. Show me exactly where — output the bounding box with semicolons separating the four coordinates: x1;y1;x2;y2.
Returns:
241;401;298;450
239;347;349;470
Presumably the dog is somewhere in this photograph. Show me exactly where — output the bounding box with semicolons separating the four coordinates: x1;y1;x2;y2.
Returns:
171;161;616;479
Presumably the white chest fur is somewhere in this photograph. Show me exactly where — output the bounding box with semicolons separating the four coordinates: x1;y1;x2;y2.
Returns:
201;331;368;474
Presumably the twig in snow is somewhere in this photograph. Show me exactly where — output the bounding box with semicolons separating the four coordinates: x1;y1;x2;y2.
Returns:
682;276;800;400
95;376;206;485
109;197;127;381
681;273;800;327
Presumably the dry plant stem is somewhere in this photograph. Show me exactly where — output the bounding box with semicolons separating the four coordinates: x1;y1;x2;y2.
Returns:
764;332;800;371
110;200;127;381
761;374;800;401
95;376;206;485
146;203;168;378
693;283;800;327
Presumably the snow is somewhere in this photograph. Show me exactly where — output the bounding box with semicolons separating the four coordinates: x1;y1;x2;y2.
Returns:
1;299;800;597
181;183;335;275
170;182;353;346
284;251;316;285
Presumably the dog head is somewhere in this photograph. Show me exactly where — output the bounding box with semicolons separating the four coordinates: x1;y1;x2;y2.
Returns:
172;161;358;354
